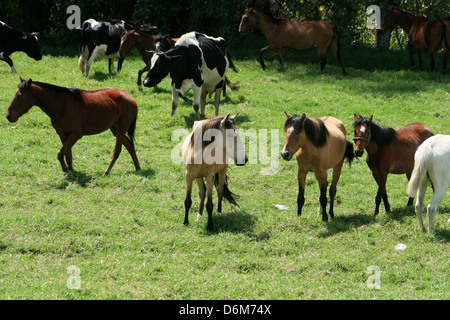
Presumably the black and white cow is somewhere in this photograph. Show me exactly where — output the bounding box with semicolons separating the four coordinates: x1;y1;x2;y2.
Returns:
77;19;132;77
0;21;42;73
143;31;238;119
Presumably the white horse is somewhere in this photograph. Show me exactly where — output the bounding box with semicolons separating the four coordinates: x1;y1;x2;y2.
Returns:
406;134;450;233
182;114;248;231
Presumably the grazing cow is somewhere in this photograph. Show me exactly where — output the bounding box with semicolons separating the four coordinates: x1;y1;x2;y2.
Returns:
77;19;133;77
0;21;42;73
143;31;238;119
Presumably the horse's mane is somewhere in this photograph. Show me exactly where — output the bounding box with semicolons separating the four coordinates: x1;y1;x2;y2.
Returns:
392;8;428;20
353;115;397;146
190;116;235;147
30;81;84;101
251;7;283;24
285;115;329;147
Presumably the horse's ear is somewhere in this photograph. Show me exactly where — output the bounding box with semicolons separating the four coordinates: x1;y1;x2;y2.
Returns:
301;113;307;120
284;111;291;118
220;114;231;128
19;76;25;83
369;115;373;122
230;114;239;123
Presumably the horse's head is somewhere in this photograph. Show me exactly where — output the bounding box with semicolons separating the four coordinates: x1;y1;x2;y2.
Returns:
118;30;136;59
352;114;373;157
6;77;36;123
239;7;257;33
220;114;248;166
281;112;307;161
380;8;399;30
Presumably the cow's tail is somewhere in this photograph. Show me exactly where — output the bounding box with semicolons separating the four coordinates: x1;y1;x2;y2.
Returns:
214;173;239;207
77;28;86;72
406;144;432;198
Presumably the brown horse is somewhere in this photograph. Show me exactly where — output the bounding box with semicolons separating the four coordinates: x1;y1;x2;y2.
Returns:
380;8;449;73
352;114;434;215
6;78;141;175
118;30;177;90
281;113;354;221
182;114;248;231
239;7;347;74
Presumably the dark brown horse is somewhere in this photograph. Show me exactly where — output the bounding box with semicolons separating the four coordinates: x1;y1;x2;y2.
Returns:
6;78;141;175
239;7;347;74
118;30;177;90
352;114;434;215
380;8;449;73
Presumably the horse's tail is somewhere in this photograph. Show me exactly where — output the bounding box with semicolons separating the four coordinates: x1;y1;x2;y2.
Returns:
406;143;432;198
127;115;138;150
331;25;348;75
344;140;355;167
226;48;239;73
439;20;449;51
214;173;239;207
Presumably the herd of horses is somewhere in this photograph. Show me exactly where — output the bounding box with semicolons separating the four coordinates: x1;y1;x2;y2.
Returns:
4;7;450;233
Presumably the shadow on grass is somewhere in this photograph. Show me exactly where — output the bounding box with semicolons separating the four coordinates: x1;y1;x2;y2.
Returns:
134;167;156;178
318;213;377;238
205;210;257;236
55;170;93;189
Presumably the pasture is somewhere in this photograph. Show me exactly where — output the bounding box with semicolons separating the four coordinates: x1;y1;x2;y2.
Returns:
0;37;449;300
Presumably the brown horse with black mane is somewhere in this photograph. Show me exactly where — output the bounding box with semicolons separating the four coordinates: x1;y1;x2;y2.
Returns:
352;114;434;215
380;8;449;73
6;78;141;175
239;7;347;74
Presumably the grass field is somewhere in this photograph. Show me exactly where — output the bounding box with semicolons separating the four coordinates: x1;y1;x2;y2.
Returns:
0;37;449;300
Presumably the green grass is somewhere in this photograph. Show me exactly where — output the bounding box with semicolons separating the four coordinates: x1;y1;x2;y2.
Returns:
0;40;449;300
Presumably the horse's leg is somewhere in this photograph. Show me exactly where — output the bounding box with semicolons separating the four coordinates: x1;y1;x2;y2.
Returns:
205;174;215;231
109;125;140;172
277;48;285;69
415;176;428;231
417;51;424;71
408;42;417;70
428;50;435;71
57;134;79;172
259;46;275;70
137;65;149;91
117;57;124;72
406;172;414;206
427;182;447;234
329;162;344;219
196;177;206;220
296;169;307;217
443;48;448;74
216;169;227;214
184;172;193;226
372;171;390;215
314;170;329;221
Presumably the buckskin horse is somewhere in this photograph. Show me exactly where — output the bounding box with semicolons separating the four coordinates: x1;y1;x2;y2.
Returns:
239;7;347;74
6;78;141;175
281;113;354;221
352;114;434;215
380;8;449;73
182;114;248;231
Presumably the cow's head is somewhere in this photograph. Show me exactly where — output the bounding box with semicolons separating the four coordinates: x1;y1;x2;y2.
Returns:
22;32;42;61
143;51;180;88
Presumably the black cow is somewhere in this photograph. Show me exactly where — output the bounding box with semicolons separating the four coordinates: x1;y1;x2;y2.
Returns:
0;21;42;73
77;19;133;77
143;31;238;119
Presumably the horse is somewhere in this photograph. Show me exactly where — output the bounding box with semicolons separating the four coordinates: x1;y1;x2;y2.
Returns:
406;134;450;234
238;7;347;74
281;113;354;221
380;8;449;73
182;114;248;231
6;78;141;175
352;114;434;215
118;31;177;90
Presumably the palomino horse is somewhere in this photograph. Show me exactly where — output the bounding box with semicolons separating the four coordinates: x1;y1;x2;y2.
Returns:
239;7;347;74
6;78;141;175
407;134;450;234
353;114;434;215
118;31;177;90
182;114;248;231
380;8;449;73
281;113;354;221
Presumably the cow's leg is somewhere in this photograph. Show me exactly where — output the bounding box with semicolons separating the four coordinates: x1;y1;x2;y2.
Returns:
171;84;180;116
200;91;207;116
117;57;124;72
108;58;114;73
1;55;16;73
137;65;149;91
192;85;202;119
